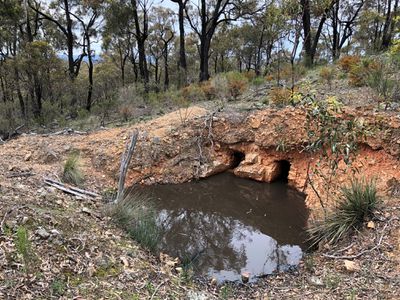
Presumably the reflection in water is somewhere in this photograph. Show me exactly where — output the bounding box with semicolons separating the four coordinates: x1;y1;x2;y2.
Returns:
137;172;309;282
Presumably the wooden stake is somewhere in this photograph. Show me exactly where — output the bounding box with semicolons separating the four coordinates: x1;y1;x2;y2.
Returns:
115;130;139;203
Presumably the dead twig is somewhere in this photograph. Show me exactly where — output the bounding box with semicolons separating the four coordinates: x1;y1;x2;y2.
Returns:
150;281;165;300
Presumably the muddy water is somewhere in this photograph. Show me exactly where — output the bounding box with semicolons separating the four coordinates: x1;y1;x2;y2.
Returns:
141;172;308;282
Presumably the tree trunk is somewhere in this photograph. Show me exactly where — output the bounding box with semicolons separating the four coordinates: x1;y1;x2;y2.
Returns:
199;36;211;81
177;2;187;72
163;43;169;90
14;67;25;119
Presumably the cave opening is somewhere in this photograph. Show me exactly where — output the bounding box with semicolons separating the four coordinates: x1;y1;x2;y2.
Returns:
274;160;291;183
231;151;245;168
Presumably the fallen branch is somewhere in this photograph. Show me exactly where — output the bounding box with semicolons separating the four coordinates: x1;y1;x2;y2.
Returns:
115;130;139;203
42;128;88;137
6;172;35;178
44;178;100;199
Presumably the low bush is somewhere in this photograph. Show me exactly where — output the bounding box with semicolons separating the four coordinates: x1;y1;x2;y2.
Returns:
200;80;217;100
319;66;336;89
338;55;361;73
348;58;380;87
268;87;292;106
251;76;265;86
365;58;399;106
182;84;206;103
15;226;34;273
308;179;378;247
62;152;84;186
118;104;134;122
109;190;161;253
225;71;248;100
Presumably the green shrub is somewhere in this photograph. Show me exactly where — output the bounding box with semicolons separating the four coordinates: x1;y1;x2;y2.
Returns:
62;152;84;186
251;76;265;86
366;58;399;106
15;226;33;273
308;179;378;247
109;190;161;253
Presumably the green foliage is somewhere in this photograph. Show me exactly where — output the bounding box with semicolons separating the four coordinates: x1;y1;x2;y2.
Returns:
110;191;161;253
219;285;234;299
308;179;378;247
63;153;84;186
365;56;400;107
251;76;265;86
51;278;66;296
15;226;33;273
303;95;366;168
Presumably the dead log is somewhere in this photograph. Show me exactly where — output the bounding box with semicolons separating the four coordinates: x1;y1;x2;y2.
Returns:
115;130;139;203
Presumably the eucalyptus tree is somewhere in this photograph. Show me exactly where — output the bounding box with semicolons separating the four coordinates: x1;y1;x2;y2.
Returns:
149;7;176;90
170;0;188;84
323;0;365;60
300;0;338;66
69;0;104;111
185;0;259;81
29;0;86;81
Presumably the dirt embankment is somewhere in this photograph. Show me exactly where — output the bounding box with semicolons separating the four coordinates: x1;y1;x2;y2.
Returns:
1;104;400;299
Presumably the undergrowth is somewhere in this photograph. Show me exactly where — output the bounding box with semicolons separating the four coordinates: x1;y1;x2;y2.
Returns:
308;178;378;248
62;152;84;186
109;190;160;253
15;226;34;273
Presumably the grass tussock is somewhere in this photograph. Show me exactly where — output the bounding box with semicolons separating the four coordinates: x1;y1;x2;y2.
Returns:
308;178;378;248
109;190;160;253
62;153;84;186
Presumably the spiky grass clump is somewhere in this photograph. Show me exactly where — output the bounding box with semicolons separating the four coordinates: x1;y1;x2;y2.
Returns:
110;190;160;253
62;153;84;185
308;179;378;248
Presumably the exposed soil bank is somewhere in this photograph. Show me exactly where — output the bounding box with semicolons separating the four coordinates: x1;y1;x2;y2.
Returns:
96;106;400;210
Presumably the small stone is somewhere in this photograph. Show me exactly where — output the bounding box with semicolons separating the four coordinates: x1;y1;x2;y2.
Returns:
24;153;32;161
241;271;251;283
50;229;61;236
308;276;324;287
36;228;50;239
344;260;360;272
367;221;375;229
210;277;217;286
175;267;183;273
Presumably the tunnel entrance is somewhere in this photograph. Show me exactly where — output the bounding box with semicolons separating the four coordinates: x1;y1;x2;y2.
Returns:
274;160;291;183
231;151;245;169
